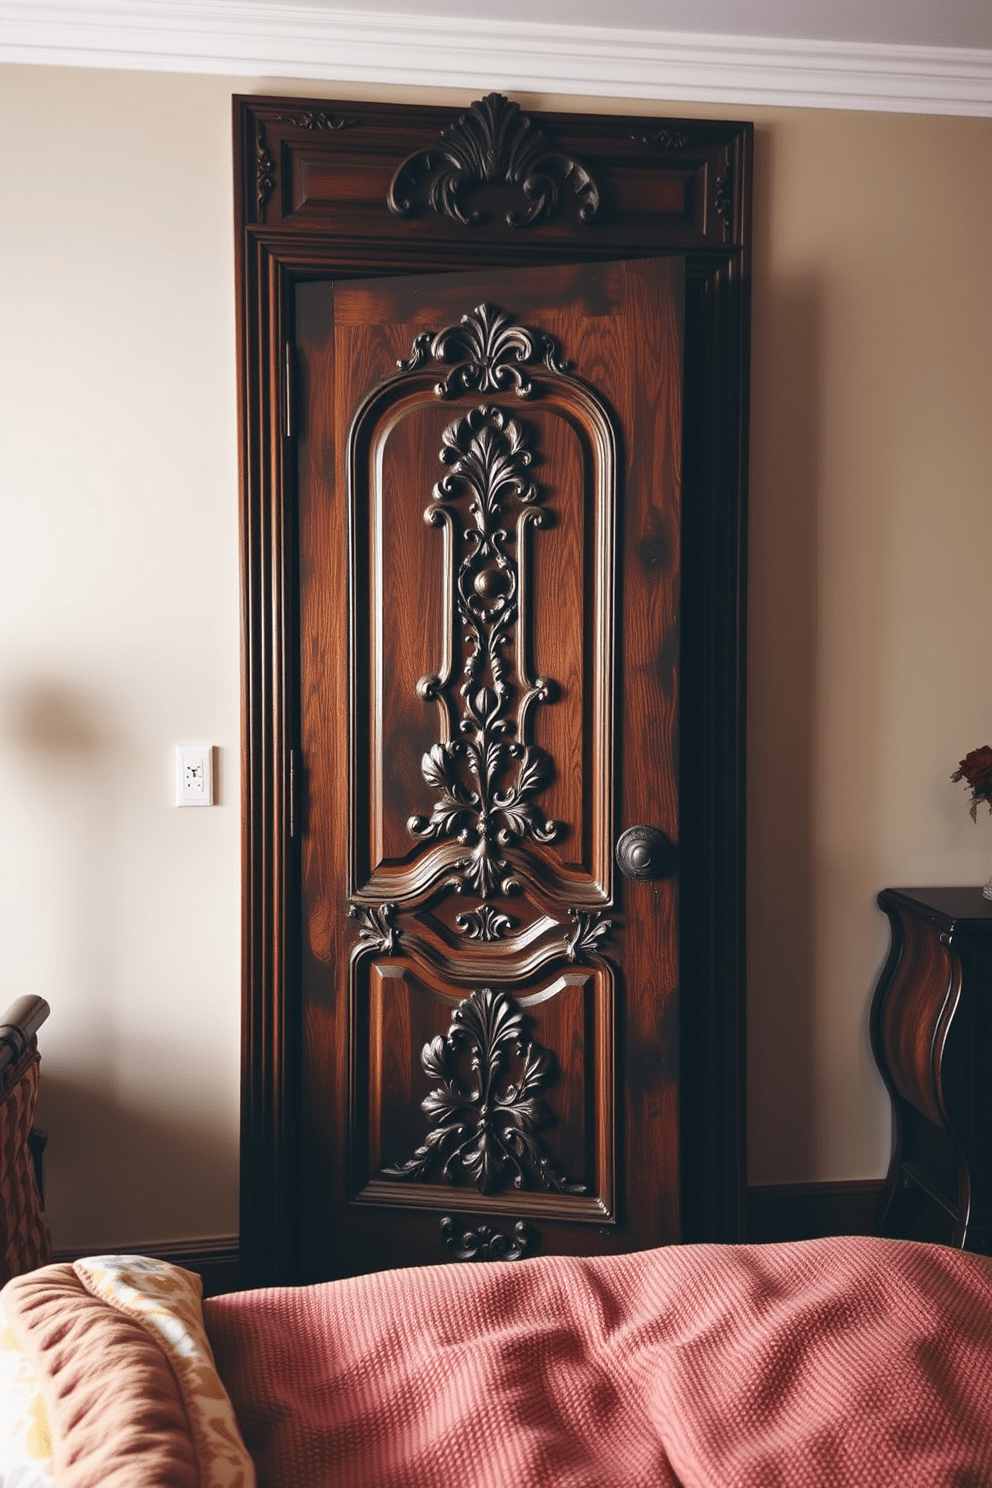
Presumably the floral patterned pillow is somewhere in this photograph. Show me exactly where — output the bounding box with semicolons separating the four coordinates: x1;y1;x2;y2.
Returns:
0;1294;52;1487
72;1255;255;1488
0;1255;254;1488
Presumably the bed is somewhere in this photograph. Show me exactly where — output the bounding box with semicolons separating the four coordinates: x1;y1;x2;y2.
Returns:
2;1233;992;1487
1;1001;990;1486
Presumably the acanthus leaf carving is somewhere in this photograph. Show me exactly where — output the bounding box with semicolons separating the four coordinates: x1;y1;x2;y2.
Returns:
255;119;275;217
632;127;692;149
386;92;600;229
440;1216;533;1261
381;303;619;930
714;159;734;240
349;902;400;954
381;986;586;1196
564;909;615;964
455;905;516;942
276;111;358;131
397;303;570;401
407;405;559;900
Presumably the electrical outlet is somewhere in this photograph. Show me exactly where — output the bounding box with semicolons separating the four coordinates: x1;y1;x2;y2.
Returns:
176;745;214;807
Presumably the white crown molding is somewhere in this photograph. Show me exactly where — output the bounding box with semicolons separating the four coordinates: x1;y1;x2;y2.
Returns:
1;1;990;116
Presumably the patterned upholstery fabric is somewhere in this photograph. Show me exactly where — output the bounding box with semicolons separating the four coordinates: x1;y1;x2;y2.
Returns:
0;1054;51;1285
0;1257;256;1488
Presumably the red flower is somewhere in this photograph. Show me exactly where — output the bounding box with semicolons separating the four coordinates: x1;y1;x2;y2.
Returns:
951;745;992;820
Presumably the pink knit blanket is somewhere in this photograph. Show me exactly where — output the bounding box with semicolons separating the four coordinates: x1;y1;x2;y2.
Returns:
204;1236;992;1487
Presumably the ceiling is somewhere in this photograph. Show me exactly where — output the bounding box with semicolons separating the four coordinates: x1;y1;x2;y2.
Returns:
349;0;992;52
0;0;990;115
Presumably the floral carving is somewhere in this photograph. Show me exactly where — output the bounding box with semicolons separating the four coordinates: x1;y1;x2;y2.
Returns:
387;92;599;228
349;902;399;954
255;120;275;217
407;405;559;899
381;987;585;1195
276;111;358;131
397;302;569;401
632;127;692;149
440;1216;533;1261
455;905;515;942
564;910;615;964
714;164;733;240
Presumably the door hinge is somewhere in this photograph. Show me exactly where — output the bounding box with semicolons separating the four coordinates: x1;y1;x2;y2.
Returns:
283;341;295;439
288;747;300;839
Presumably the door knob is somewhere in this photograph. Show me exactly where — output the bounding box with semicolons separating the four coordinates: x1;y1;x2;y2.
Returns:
615;825;675;881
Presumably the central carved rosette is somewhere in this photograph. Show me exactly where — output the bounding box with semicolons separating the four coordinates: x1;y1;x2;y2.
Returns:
407;404;559;900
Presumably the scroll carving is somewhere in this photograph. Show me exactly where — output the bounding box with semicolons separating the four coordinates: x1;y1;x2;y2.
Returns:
632;127;692;149
564;910;615;964
714;163;733;240
381;986;586;1195
349;903;399;954
351;301;619;917
387;92;600;228
276;111;358;131
440;1216;534;1261
455;905;515;942
398;302;569;401
407;405;559;899
255;120;275;216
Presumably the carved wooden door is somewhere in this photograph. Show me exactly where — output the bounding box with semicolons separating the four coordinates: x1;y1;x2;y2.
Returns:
295;254;683;1278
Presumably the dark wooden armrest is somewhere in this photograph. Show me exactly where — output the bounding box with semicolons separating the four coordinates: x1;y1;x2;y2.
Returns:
0;997;50;1083
0;997;52;1281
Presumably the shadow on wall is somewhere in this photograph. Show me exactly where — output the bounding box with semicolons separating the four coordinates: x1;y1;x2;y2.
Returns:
37;1075;238;1252
3;682;113;763
745;128;822;1184
1;680;237;1249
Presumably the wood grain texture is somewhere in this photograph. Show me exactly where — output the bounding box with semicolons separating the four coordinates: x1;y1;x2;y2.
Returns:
235;94;752;1284
296;261;679;1275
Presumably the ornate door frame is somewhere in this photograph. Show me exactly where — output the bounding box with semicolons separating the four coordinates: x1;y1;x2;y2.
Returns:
233;92;752;1285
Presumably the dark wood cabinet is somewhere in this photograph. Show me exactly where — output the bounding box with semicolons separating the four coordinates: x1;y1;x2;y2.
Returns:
872;887;992;1253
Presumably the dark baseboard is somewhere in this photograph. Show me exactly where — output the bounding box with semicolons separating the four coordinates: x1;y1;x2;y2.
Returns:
53;1235;240;1298
746;1180;885;1244
47;1186;885;1288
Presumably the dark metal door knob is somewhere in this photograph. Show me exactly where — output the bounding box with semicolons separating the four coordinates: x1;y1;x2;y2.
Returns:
616;825;675;880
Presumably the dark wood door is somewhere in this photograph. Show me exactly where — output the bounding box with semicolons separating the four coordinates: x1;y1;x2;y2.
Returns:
235;93;751;1286
295;256;683;1278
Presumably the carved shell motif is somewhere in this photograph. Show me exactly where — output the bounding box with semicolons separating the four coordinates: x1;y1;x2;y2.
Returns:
387;92;600;228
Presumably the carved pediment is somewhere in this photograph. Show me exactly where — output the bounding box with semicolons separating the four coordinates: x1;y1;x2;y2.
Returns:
387;92;600;229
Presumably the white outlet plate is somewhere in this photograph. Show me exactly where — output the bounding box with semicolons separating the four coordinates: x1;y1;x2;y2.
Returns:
176;745;214;807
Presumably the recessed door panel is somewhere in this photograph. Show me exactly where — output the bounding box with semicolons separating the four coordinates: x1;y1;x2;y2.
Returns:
351;962;615;1222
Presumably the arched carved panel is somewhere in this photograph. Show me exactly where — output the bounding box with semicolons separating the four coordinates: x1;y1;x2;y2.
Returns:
348;303;618;918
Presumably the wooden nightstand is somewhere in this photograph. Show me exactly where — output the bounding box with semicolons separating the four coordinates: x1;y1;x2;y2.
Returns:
872;887;992;1253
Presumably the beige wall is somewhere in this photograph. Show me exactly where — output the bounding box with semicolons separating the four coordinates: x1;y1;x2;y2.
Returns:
0;64;989;1246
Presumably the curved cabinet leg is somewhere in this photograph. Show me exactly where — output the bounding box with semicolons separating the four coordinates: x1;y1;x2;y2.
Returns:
870;902;906;1236
872;888;991;1252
